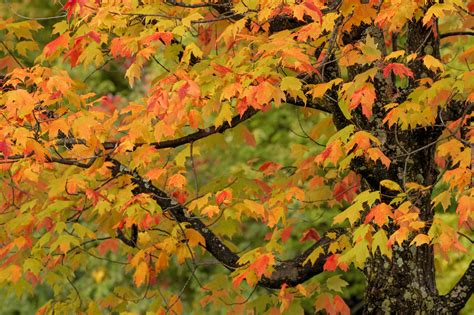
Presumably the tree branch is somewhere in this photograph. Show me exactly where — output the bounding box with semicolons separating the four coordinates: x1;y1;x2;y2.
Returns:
440;260;474;313
440;31;474;39
286;97;333;114
63;99;331;152
2;100;331;164
441;100;473;122
108;158;337;289
164;0;232;9
105;107;259;150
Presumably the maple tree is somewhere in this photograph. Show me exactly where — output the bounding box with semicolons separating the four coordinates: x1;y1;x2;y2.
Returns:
0;0;473;313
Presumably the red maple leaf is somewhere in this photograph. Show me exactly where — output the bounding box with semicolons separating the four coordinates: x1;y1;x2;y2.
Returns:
142;32;173;46
383;63;414;79
323;254;348;272
281;226;293;243
63;0;85;20
0;140;12;158
97;238;119;256
216;190;232;205
299;228;320;242
85;188;110;206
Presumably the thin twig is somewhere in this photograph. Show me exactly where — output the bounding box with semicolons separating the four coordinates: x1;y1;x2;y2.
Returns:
0;40;25;68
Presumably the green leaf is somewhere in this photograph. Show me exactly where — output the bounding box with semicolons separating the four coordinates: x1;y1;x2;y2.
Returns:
340;239;370;268
326;275;349;293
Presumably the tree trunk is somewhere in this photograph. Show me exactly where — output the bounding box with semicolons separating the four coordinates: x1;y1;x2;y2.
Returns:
364;243;440;314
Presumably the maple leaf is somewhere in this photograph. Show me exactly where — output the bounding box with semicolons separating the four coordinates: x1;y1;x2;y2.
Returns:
214;103;233;127
258;161;282;176
133;261;149;287
315;140;344;166
315;293;336;315
201;205;220;218
380;179;402;192
211;62;232;76
63;0;85;20
85;188;109;206
422;3;456;25
326;275;349;293
110;37;133;59
184;229;206;247
280;76;302;96
142;32;173;45
10;265;22;283
241;126;256;147
315;143;333;163
92;268;105;283
155;252;169;273
333;295;350;315
323;254;348;272
303;0;323;23
250;254;273;278
383;63;414;79
0;140;12;158
97;239;119;256
1;1;472;312
232;270;249;288
423;55;444;72
366;148;391;168
281;226;293;243
43;33;69;57
299;228;320;242
410;234;431;247
349;84;376;119
332;172;359;203
347;131;373;154
168;174;187;189
145;168;166;181
387;227;410;248
385;50;405;61
372;230;392;258
216;190;232;206
364;203;393;227
188;109;202;129
456;195;473;227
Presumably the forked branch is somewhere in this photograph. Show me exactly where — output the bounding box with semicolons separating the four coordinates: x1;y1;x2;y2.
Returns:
108;158;337;289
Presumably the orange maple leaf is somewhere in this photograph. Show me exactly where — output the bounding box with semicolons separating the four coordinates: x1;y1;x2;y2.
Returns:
43;33;69;57
349;84;376;119
364;203;393;226
456;195;473;227
250;254;273;278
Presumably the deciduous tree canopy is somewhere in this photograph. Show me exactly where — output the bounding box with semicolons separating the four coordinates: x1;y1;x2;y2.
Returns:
0;0;473;314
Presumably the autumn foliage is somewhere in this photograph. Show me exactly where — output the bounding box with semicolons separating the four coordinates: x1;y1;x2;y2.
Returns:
0;0;473;314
